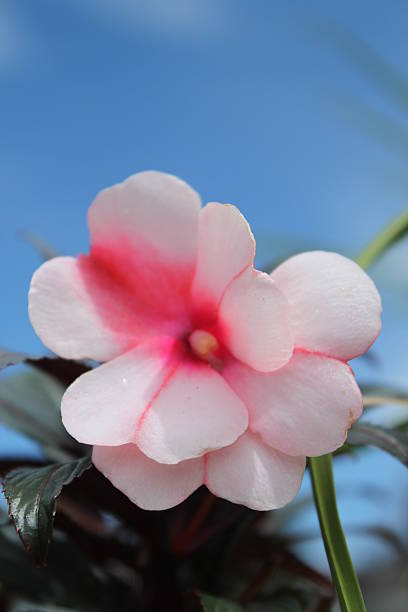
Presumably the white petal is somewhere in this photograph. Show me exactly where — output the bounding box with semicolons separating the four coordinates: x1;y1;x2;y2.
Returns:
78;171;202;347
62;339;176;446
224;351;363;457
29;256;119;361
88;170;201;265
191;203;255;314
93;444;204;510
136;362;248;464
271;251;382;361
218;268;293;372
206;432;305;511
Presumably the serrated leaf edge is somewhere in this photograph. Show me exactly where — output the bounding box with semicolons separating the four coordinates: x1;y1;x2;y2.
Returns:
2;456;92;566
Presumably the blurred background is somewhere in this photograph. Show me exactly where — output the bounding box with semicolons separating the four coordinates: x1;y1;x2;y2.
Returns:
1;1;408;609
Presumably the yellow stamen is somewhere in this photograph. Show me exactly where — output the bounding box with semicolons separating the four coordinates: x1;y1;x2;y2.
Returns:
189;329;219;362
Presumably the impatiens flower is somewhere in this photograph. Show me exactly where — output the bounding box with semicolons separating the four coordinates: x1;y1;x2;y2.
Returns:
28;171;382;511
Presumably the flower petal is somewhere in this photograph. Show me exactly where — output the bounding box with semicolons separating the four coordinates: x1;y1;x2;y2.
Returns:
61;339;177;446
88;171;201;265
206;432;305;511
270;251;382;361
28;256;120;361
224;351;363;457
93;444;204;511
77;172;202;348
136;362;249;464
218;268;294;372
191;203;255;317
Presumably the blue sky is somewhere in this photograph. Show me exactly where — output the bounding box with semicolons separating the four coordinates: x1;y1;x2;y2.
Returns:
1;0;408;574
1;0;408;353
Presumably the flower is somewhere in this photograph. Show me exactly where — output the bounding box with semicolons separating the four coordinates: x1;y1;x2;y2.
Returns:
28;171;382;511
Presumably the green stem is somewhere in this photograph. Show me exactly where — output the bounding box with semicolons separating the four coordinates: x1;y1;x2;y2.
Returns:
310;208;408;611
309;456;365;611
355;209;408;269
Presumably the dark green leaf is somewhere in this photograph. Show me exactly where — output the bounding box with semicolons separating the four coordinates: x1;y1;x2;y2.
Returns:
0;525;57;602
188;592;244;612
12;603;77;612
0;348;28;371
248;593;304;611
0;523;130;610
0;345;92;386
27;357;92;388
0;369;79;460
3;456;92;565
347;423;408;466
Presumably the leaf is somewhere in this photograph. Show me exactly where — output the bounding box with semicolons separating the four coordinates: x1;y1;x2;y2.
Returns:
12;603;78;612
361;384;408;408
3;456;92;565
0;348;28;371
309;16;408;118
18;229;59;261
187;592;244;612
27;356;92;387
0;523;130;610
0;344;92;385
247;594;304;611
0;369;78;460
0;356;91;459
331;93;408;161
0;525;57;602
347;423;408;466
356;209;408;270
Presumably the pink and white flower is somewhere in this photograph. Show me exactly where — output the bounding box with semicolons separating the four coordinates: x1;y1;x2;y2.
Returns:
28;171;382;511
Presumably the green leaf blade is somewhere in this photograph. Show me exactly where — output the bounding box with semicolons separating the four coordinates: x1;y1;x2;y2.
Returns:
3;456;92;565
188;592;244;612
0;368;85;461
0;349;28;371
348;423;408;466
356;209;408;270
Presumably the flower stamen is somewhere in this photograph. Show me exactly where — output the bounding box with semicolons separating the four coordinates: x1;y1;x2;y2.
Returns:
188;329;219;363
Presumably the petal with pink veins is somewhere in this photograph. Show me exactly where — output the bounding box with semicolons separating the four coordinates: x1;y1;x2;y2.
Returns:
206;432;305;511
218;268;293;372
271;251;382;361
77;172;202;349
61;339;177;446
136;362;249;464
191;203;255;317
93;444;204;511
223;351;363;457
28;256;120;361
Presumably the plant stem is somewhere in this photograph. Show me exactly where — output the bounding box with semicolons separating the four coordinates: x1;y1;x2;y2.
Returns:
310;208;408;611
355;209;408;269
309;456;365;612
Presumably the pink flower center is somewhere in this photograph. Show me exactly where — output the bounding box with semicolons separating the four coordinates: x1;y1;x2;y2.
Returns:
188;329;220;364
